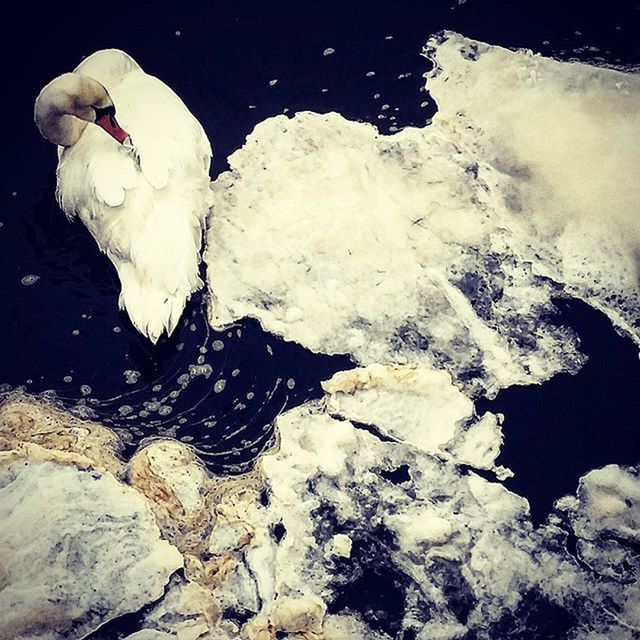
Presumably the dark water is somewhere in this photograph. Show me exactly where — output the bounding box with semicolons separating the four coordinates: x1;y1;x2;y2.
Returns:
1;0;639;502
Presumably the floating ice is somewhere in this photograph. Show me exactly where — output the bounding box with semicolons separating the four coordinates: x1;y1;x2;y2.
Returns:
200;34;640;635
0;460;181;639
206;32;640;398
219;394;640;640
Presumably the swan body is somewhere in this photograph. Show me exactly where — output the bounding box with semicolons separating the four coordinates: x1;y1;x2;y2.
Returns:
35;49;212;343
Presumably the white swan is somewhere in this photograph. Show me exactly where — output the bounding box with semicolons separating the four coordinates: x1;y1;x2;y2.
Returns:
34;49;212;343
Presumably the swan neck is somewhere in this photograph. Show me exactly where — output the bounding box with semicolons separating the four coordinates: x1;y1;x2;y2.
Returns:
34;73;111;147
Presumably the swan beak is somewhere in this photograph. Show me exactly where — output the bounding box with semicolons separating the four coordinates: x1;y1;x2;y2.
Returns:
95;112;130;144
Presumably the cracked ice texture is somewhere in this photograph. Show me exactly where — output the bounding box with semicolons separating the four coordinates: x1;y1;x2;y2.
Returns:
206;33;640;397
0;459;182;640
228;398;640;639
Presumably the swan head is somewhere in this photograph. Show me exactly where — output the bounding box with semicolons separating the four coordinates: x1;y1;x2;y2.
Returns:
34;72;130;147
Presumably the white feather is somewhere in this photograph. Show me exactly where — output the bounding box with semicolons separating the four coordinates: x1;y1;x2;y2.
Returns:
54;49;212;343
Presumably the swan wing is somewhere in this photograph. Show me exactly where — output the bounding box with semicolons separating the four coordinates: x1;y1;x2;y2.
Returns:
56;129;139;219
112;71;212;190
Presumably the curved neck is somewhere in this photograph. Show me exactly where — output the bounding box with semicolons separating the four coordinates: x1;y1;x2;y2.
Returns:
40;112;89;147
34;73;110;147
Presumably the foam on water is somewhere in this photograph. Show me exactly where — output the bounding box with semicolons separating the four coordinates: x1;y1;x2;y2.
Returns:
206;32;640;399
201;32;640;638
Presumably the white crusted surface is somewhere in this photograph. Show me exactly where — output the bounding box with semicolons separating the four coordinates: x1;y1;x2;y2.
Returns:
206;34;640;398
0;460;182;640
227;401;640;639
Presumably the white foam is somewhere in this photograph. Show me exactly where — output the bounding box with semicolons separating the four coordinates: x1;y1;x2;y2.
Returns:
229;397;640;639
206;33;640;398
202;31;640;638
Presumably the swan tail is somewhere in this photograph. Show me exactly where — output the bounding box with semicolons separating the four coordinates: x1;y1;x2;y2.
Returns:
117;264;203;343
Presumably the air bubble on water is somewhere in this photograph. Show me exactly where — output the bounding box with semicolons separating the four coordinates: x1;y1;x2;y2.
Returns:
205;420;217;427
323;47;335;56
212;340;224;351
177;373;191;385
139;410;149;418
144;401;161;412
170;390;180;399
72;329;80;336
113;326;121;333
384;35;393;40
214;379;227;393
175;30;181;36
177;343;185;351
73;405;95;419
373;93;380;99
80;385;91;396
269;79;278;86
266;345;273;355
189;364;213;379
197;355;205;364
178;417;187;425
286;378;296;390
381;104;390;110
232;368;240;377
366;71;376;77
236;329;242;337
21;275;40;286
158;406;172;416
124;370;141;385
152;384;162;392
63;376;73;383
247;391;255;400
189;323;197;332
199;346;207;354
321;88;328;93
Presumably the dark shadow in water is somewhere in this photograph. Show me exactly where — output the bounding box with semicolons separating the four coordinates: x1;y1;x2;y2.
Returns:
478;297;640;524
